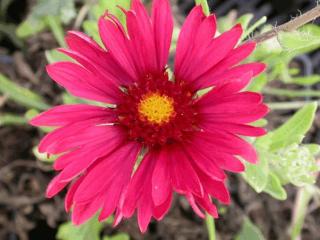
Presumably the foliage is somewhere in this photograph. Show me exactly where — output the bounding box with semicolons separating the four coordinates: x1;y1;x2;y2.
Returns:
243;103;319;200
56;215;129;240
16;0;77;40
235;218;265;240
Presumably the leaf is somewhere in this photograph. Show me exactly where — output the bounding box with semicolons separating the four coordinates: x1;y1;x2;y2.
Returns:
241;16;267;41
16;0;76;38
33;146;57;162
92;0;131;26
235;218;265;240
83;20;102;46
0;113;27;126
263;173;287;200
247;73;268;92
269;102;317;151
195;0;210;16
0;22;23;47
278;24;320;57
45;49;73;64
270;144;319;187
0;74;50;110
292;75;320;86
236;14;254;32
56;215;103;240
16;18;46;38
242;151;269;193
103;233;130;240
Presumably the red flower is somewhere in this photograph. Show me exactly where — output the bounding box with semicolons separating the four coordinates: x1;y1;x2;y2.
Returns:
31;0;268;232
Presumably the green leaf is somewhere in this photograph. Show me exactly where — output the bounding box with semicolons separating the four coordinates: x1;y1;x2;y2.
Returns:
83;20;103;46
33;146;57;162
263;173;287;200
56;215;103;240
195;0;210;16
292;75;320;86
0;22;23;48
242;152;269;193
45;49;73;64
270;144;319;187
0;113;27;126
16;0;76;38
16;17;46;38
278;24;320;57
235;218;265;240
236;14;254;32
0;74;50;110
268;103;317;151
45;16;66;47
247;73;268;92
241;16;267;41
92;0;131;26
103;233;130;240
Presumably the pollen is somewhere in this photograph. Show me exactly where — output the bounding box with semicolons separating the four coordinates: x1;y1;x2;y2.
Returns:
138;92;175;125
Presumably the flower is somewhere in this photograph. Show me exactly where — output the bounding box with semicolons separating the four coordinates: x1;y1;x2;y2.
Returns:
31;0;268;232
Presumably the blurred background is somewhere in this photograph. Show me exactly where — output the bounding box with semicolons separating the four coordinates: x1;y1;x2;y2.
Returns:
1;0;320;239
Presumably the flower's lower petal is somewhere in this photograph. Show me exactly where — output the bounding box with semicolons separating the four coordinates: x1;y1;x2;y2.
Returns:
72;194;105;225
185;193;205;218
151;149;172;206
153;193;172;221
73;142;140;203
65;177;84;212
170;146;204;197
194;194;218;218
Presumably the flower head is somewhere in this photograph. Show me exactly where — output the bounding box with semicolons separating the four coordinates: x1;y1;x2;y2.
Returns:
31;0;268;232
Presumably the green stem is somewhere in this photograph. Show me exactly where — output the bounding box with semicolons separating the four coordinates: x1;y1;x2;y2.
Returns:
0;114;27;126
290;186;314;240
267;100;320;110
46;16;66;47
263;87;320;98
205;214;216;240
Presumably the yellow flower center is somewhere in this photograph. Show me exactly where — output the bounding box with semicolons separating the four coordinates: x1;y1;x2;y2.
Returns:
138;92;175;125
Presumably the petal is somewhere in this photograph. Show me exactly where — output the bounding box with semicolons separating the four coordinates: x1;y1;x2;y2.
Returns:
152;0;174;71
98;16;138;80
73;142;140;203
38;124;124;154
186;24;243;85
30;104;115;127
197;62;266;89
152;149;172;206
174;6;205;77
170;146;204;197
47;62;121;103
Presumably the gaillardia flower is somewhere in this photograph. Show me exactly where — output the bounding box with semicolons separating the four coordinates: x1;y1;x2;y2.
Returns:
31;0;268;232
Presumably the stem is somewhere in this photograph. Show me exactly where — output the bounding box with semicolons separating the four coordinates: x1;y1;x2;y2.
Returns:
205;214;216;240
46;16;66;48
249;5;320;43
290;186;314;240
267;100;320;110
263;87;320;98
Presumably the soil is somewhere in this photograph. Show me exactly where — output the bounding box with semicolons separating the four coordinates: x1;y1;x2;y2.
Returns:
0;0;320;240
